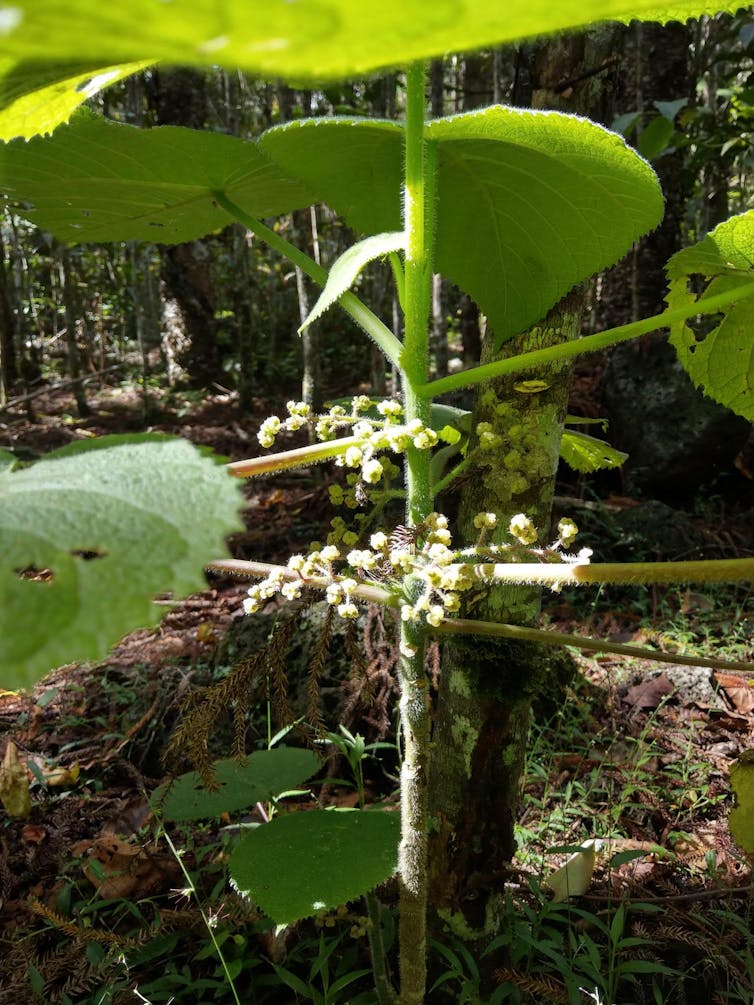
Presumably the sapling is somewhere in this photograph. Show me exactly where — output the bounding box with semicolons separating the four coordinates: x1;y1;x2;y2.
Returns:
2;5;754;1005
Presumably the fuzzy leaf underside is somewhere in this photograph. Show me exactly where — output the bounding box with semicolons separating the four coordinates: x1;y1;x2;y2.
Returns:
0;115;314;245
261;109;663;343
0;60;152;141
153;749;321;821
301;231;405;331
230;809;400;924
666;211;754;420
0;2;743;82
559;429;628;472
729;750;754;854
0;435;243;690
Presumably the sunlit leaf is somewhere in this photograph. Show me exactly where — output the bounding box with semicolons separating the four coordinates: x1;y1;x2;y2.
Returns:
666;210;754;420
560;430;628;472
729;749;754;853
0;1;744;82
0;114;313;244
0;60;152;141
262;108;663;344
0;434;243;689
230;808;400;923
301;231;405;332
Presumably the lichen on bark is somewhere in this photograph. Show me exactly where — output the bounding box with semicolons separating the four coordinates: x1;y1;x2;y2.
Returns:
427;292;582;933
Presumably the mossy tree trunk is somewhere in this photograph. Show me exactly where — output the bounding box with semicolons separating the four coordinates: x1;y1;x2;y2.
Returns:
427;294;581;934
426;27;623;940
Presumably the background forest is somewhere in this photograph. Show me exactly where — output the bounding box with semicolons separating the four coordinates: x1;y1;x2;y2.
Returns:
2;10;754;1005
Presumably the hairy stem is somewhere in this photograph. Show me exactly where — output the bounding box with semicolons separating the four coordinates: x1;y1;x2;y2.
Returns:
214;191;403;367
398;61;433;1005
417;278;754;398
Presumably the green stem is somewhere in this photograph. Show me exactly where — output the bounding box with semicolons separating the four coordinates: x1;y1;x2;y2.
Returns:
366;892;398;1005
398;61;433;1005
416;279;754;398
433;617;753;673
160;827;242;1005
214;191;403;367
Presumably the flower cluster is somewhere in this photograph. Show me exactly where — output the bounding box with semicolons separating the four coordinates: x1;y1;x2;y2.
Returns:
242;508;591;631
257;396;459;495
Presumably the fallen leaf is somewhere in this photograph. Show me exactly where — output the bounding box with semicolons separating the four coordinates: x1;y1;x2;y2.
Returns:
21;824;46;844
44;762;80;787
624;673;675;710
544;839;603;902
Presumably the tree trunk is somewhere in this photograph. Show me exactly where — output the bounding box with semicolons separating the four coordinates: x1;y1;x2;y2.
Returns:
150;67;220;388
428;294;582;933
427;25;624;944
0;229;18;400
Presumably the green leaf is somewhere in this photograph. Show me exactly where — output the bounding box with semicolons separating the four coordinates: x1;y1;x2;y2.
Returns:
230;808;400;923
0;434;242;689
0;60;152;141
152;748;321;821
666;210;754;420
636;115;675;160
262;109;663;344
301;231;405;332
655;97;688;122
0;114;313;244
559;429;628;472
729;748;754;853
0;1;745;83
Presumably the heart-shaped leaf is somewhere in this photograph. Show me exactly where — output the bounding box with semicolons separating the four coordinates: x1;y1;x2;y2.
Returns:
666;210;754;420
230;808;400;923
262;108;663;343
0;114;313;244
0;434;242;689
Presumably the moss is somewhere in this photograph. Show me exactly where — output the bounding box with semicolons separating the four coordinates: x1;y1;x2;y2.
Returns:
450;714;478;776
449;669;472;699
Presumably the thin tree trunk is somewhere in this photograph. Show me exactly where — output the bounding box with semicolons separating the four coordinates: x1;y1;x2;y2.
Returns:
59;247;91;418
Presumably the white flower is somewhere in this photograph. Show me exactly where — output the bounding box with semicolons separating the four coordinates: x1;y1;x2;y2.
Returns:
344;445;363;468
281;581;303;601
557;518;579;548
347;549;378;570
370;531;388;550
337;602;359;619
361;458;384;484
473;512;497;530
377;399;403;418
427;605;445;627
509;513;538;545
326;583;343;605
257;415;281;448
321;544;341;562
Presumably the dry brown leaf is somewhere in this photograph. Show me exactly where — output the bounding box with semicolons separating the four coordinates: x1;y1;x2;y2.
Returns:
624;672;675;710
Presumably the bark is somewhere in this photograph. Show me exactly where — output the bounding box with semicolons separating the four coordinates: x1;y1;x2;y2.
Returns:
0;230;18;399
149;68;220;388
428;295;582;932
59;248;91;418
427;25;624;943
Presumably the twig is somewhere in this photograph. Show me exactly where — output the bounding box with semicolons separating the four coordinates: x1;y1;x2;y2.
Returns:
1;364;125;411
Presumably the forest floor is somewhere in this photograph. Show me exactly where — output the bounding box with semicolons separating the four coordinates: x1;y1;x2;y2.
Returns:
1;380;754;1004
